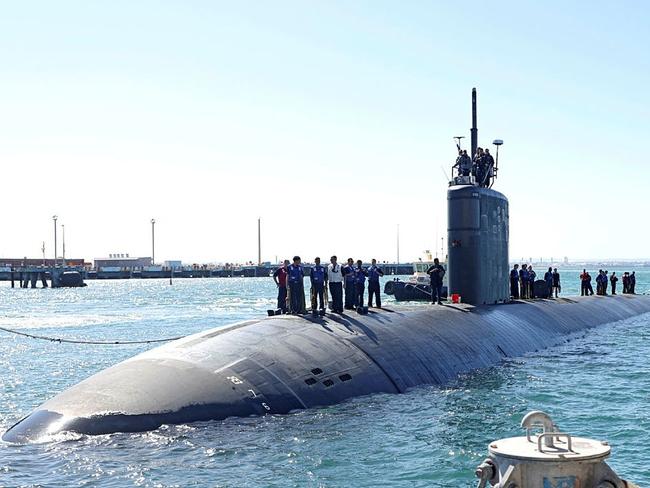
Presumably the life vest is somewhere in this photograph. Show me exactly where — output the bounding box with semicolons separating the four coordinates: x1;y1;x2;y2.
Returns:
311;265;325;284
288;264;303;283
368;265;382;282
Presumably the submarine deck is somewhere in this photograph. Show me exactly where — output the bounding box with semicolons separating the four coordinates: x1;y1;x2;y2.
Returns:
4;294;650;443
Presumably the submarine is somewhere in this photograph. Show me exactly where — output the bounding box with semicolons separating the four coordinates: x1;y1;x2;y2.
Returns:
4;90;650;444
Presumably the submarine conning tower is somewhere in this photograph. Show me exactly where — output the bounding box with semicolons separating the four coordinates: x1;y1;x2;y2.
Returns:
447;88;510;305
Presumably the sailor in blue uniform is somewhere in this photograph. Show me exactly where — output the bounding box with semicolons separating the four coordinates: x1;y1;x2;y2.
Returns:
287;256;305;314
367;258;384;308
426;258;445;305
354;260;367;309
343;258;357;310
310;257;326;313
510;264;519;299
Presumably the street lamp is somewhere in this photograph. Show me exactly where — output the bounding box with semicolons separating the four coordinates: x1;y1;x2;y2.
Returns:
62;224;66;266
52;215;58;267
151;219;156;266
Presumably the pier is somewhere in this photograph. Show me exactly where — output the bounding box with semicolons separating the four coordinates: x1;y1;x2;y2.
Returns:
1;262;415;285
0;266;86;288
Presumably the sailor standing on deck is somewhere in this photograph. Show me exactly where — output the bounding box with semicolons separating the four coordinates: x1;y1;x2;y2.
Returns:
426;258;446;305
310;257;326;313
519;264;529;299
287;256;305;314
343;258;357;310
367;259;384;308
354;260;368;310
544;267;553;298
630;271;636;294
610;272;618;295
510;264;520;299
528;266;536;299
272;259;290;313
552;268;561;297
326;256;344;313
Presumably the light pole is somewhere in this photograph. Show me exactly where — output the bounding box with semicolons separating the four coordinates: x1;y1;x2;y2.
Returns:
52;215;58;267
151;219;156;266
62;224;66;266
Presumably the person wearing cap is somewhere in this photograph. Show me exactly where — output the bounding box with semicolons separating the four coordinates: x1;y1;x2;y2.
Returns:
272;259;290;313
287;256;305;314
310;257;326;313
367;258;384;308
343;258;357;310
326;255;344;313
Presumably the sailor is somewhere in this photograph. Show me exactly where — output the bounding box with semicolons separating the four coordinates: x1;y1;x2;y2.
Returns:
622;272;630;294
580;269;589;296
585;271;594;296
544;267;553;298
326;255;344;313
287;256;305;314
528;266;536;299
610;272;618;295
460;150;472;177
453;150;473;178
426;258;446;305
595;270;602;295
367;258;384;308
483;148;495;187
603;270;609;295
510;264;520;299
473;148;486;187
354;260;368;310
552;268;561;298
272;259;290;313
310;257;326;313
343;258;357;309
519;264;529;299
630;271;636;294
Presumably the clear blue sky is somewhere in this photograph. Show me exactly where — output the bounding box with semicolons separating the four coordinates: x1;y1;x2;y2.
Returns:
1;1;648;263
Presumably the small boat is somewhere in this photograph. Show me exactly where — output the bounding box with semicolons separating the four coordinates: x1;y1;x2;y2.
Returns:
384;260;448;301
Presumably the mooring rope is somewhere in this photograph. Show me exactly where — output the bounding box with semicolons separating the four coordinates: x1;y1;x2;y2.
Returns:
0;326;185;345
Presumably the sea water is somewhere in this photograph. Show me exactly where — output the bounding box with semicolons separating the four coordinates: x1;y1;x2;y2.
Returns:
1;269;649;487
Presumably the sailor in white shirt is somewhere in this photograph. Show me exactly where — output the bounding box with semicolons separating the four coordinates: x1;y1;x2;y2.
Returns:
326;255;344;313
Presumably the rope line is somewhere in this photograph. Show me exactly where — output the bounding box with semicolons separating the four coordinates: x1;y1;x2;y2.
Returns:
0;326;185;345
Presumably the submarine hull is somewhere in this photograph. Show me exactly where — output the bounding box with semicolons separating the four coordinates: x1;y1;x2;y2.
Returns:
5;295;650;443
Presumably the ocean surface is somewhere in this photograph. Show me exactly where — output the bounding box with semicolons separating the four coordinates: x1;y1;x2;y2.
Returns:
1;268;649;487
